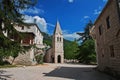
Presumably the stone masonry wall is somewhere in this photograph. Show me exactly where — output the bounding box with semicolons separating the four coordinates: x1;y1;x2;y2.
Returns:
93;0;120;71
13;48;36;66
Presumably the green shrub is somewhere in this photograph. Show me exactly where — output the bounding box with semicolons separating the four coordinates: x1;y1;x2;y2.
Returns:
35;54;43;64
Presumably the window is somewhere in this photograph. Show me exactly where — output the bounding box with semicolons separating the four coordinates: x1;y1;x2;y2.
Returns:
57;37;62;42
118;0;120;8
102;48;104;58
37;29;39;33
109;45;115;58
106;16;110;29
99;25;103;35
21;26;24;30
60;37;61;42
57;37;59;42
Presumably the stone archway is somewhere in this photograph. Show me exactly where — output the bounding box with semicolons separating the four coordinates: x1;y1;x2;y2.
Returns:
57;55;61;63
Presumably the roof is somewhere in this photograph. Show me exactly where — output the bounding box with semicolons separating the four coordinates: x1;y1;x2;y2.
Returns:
27;23;43;35
54;20;62;35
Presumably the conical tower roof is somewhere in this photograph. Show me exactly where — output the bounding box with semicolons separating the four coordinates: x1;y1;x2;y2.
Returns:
54;20;62;35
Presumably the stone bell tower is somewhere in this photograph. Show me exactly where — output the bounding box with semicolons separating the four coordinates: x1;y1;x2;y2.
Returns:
52;20;64;63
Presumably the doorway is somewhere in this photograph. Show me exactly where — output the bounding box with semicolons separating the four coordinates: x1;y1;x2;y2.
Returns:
58;55;61;63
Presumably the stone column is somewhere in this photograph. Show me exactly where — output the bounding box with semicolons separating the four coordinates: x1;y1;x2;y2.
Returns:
30;40;32;44
21;40;23;44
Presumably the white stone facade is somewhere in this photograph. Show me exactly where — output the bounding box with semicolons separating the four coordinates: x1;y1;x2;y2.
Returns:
14;24;43;48
44;21;64;63
13;24;44;65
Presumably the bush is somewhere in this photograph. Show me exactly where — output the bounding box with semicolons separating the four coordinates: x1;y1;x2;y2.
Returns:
35;54;43;64
0;57;10;65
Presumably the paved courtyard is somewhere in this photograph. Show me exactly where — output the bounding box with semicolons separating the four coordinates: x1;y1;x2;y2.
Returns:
0;63;116;80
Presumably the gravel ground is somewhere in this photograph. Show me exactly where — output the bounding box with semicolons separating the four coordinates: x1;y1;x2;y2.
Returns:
0;63;116;80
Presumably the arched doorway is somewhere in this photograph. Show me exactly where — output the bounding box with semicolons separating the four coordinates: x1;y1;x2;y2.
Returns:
58;55;61;63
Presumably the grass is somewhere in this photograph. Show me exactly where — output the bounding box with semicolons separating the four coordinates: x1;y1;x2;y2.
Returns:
0;65;17;68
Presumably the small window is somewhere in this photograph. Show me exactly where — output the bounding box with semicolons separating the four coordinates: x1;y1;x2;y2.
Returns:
102;49;104;57
106;16;110;29
37;29;39;33
99;25;103;35
118;0;120;8
109;45;115;58
57;37;59;42
60;37;61;42
21;26;24;30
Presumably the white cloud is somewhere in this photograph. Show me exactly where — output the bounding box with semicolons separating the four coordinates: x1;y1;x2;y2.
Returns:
103;0;108;2
68;0;74;3
24;15;47;32
47;23;55;27
93;5;103;15
21;7;44;14
94;9;101;15
63;30;81;41
84;16;90;19
98;6;102;10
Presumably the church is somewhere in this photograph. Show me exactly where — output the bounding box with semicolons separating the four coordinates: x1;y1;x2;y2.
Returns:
44;21;64;63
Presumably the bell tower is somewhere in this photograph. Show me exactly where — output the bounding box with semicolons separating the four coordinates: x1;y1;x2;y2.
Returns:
52;20;64;63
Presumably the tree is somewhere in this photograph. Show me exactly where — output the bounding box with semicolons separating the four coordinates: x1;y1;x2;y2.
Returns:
76;39;96;64
77;20;93;43
0;0;37;64
64;39;79;59
76;20;96;64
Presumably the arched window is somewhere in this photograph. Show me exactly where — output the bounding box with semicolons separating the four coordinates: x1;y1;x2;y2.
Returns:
57;37;59;42
60;37;61;42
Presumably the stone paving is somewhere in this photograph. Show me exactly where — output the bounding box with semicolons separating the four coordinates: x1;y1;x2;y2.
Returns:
0;63;116;80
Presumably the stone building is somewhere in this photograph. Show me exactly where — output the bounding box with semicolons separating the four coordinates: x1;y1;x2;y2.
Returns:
4;23;44;65
44;21;64;63
14;24;44;65
90;0;120;73
14;23;44;48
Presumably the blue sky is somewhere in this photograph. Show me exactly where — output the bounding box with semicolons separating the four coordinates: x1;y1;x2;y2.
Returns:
22;0;108;41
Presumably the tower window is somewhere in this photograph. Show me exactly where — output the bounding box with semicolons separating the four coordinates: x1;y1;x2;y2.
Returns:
57;37;59;42
106;16;110;29
109;45;115;58
60;37;61;42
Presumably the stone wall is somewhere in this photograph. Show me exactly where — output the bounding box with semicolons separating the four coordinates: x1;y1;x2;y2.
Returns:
44;48;53;63
13;48;36;66
91;0;120;72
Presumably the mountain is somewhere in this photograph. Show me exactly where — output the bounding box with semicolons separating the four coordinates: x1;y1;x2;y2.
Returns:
42;32;52;46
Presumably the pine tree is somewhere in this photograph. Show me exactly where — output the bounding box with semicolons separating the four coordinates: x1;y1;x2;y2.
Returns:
76;20;96;64
0;0;37;64
77;20;93;43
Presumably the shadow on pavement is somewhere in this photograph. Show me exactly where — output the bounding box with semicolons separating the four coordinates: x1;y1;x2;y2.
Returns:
0;70;12;80
43;66;116;80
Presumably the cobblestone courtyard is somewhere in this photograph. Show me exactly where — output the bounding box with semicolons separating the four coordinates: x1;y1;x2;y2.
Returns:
0;63;116;80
